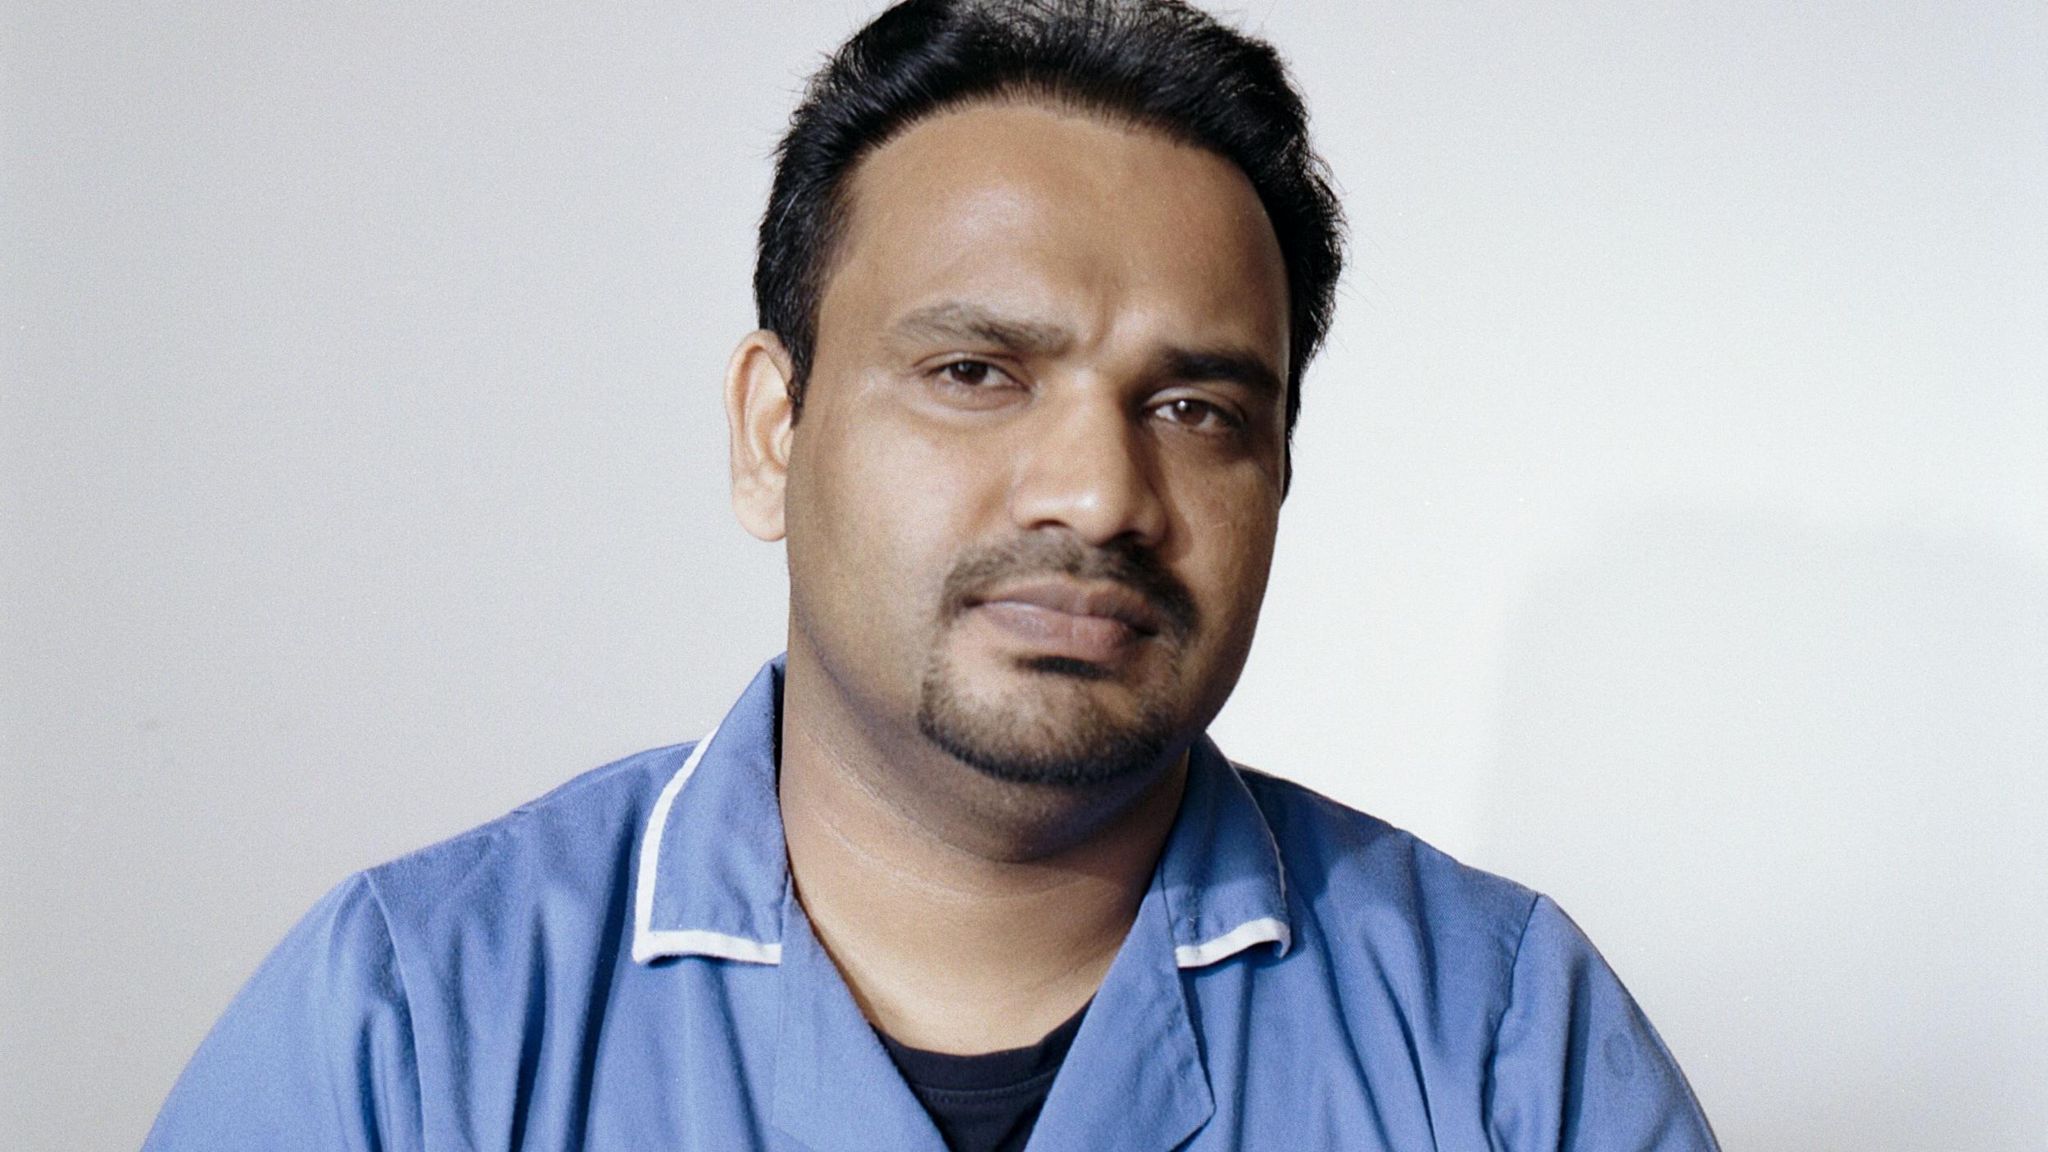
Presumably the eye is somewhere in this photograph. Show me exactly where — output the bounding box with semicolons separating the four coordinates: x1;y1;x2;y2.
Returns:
924;358;1025;410
1153;396;1241;434
939;359;1004;388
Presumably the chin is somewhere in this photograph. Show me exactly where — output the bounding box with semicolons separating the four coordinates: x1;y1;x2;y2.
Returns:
915;648;1186;788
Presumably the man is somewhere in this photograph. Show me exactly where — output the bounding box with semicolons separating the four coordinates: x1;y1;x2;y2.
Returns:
147;1;1718;1149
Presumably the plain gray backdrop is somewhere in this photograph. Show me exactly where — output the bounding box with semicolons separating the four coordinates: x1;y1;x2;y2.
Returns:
4;1;2044;1148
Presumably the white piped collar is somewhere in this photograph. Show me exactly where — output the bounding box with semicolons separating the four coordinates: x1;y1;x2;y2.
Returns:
631;657;1293;972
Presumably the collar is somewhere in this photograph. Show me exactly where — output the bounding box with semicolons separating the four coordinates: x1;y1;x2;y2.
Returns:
631;655;1292;969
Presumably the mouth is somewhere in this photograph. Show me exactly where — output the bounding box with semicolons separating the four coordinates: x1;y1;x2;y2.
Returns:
962;579;1167;663
968;579;1167;634
936;534;1200;673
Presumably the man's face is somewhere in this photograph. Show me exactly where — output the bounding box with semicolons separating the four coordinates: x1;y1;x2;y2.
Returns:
782;100;1291;787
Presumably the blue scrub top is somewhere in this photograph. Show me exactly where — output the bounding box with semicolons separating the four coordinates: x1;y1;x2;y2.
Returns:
146;657;1719;1150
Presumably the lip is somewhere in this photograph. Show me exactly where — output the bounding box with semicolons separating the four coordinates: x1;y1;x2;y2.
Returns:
967;580;1166;636
963;580;1166;663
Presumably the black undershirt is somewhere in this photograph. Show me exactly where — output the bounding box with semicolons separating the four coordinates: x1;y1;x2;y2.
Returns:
876;1003;1090;1152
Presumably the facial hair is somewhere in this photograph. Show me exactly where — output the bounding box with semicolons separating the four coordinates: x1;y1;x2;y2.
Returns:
915;534;1199;788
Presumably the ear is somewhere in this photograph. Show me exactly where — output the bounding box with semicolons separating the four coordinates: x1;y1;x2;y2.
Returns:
724;330;797;542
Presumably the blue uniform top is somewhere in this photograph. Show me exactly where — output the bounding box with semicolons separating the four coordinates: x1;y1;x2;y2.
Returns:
145;657;1719;1151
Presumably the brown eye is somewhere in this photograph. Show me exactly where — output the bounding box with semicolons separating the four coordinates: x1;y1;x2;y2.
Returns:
1158;397;1232;430
943;360;997;386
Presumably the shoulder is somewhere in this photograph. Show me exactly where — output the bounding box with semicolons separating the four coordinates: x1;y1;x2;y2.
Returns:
356;741;697;962
1232;766;1719;1147
146;745;697;1148
1234;764;1540;985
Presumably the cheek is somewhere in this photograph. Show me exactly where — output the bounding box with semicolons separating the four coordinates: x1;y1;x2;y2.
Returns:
1175;478;1281;640
789;404;999;621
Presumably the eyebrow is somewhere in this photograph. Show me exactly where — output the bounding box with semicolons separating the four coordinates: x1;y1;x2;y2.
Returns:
1158;347;1286;405
890;302;1072;357
890;300;1285;402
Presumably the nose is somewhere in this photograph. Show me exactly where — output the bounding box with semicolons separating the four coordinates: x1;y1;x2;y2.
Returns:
1006;392;1169;548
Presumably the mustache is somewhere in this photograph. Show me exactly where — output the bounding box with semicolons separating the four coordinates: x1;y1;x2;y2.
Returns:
938;535;1199;642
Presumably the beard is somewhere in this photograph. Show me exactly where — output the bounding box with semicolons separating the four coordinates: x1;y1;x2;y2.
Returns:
913;535;1199;788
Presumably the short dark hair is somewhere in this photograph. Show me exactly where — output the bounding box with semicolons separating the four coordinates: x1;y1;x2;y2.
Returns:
754;0;1344;438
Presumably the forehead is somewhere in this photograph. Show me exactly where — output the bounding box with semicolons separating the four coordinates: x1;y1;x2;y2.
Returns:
817;100;1289;364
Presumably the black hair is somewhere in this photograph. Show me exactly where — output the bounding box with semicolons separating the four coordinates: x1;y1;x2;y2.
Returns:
754;0;1345;438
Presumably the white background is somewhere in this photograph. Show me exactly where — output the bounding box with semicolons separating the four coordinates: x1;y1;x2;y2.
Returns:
4;2;2044;1148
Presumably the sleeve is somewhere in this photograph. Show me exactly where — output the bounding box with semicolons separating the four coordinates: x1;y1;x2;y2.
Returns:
142;873;424;1152
1485;895;1720;1152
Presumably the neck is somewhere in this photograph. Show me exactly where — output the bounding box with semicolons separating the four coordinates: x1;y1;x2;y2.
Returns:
777;653;1189;1054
